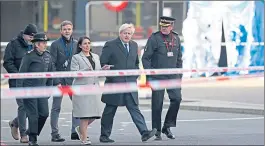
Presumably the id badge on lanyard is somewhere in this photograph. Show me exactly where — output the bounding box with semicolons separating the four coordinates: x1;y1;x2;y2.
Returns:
167;52;173;57
162;33;174;57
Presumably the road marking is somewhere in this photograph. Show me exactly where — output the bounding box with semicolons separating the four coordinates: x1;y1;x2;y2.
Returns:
60;112;72;115
120;117;264;125
60;109;165;115
178;117;264;122
121;124;127;127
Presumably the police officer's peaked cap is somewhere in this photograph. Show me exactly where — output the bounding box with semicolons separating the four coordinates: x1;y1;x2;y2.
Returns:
159;16;176;27
31;32;49;43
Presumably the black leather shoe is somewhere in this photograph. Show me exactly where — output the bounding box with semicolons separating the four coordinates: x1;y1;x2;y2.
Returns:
99;136;115;143
51;134;65;142
154;131;162;140
71;133;89;140
162;127;175;139
141;128;157;142
28;141;39;146
71;133;79;140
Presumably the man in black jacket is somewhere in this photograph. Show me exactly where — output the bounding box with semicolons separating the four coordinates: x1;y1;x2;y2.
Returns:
48;20;78;142
142;16;183;141
17;32;54;146
3;24;38;143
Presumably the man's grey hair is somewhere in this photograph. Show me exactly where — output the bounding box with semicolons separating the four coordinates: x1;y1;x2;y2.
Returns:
60;20;73;29
118;23;135;34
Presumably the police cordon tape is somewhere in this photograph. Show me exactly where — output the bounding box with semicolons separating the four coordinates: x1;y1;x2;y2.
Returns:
1;73;263;99
1;41;264;49
1;66;264;79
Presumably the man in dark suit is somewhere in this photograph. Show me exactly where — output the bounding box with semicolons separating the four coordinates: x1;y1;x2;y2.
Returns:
48;20;79;142
99;23;157;143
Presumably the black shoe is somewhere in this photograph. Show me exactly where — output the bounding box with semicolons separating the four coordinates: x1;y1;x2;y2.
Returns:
71;133;79;140
154;131;162;140
51;134;65;142
71;132;89;140
162;127;175;139
99;136;115;143
28;141;39;146
141;128;157;142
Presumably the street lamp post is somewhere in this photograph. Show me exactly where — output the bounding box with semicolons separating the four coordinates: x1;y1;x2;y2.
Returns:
158;0;163;29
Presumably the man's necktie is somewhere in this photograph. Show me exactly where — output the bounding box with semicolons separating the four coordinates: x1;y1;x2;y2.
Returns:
124;43;129;55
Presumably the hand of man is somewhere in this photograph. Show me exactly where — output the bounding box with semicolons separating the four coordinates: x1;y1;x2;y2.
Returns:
102;65;113;70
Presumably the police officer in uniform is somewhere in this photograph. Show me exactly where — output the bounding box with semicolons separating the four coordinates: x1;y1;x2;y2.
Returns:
16;33;55;146
142;16;183;140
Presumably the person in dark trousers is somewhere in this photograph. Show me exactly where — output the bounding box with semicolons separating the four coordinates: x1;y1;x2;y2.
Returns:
3;23;38;143
142;16;183;141
16;32;54;146
99;23;157;143
48;20;79;141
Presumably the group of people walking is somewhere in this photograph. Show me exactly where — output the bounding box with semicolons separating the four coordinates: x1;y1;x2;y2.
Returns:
3;16;183;145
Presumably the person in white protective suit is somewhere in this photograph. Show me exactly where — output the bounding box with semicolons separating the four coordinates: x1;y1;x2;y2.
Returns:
182;1;223;77
182;1;255;77
222;1;255;74
182;8;199;78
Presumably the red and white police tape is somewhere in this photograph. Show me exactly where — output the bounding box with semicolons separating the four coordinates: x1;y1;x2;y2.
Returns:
1;73;263;99
1;66;264;79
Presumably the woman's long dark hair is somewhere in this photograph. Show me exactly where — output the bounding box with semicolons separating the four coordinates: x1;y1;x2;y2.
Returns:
75;36;91;54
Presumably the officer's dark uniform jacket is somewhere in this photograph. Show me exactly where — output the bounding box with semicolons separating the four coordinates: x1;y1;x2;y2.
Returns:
3;31;33;87
142;31;183;80
16;49;54;88
48;36;77;86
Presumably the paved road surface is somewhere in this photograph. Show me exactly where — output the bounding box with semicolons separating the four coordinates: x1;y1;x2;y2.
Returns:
1;98;264;145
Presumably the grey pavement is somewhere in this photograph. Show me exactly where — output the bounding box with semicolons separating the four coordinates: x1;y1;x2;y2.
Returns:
1;98;264;145
139;77;264;115
1;77;264;145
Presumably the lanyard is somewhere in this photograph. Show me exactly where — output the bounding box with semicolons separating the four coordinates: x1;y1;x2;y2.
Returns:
61;38;73;57
28;45;33;51
161;32;174;52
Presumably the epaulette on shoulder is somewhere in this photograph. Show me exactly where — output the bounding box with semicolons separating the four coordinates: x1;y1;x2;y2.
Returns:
172;31;179;35
153;31;160;35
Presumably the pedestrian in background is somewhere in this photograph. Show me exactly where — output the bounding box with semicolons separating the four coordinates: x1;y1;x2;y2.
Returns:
3;23;38;143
